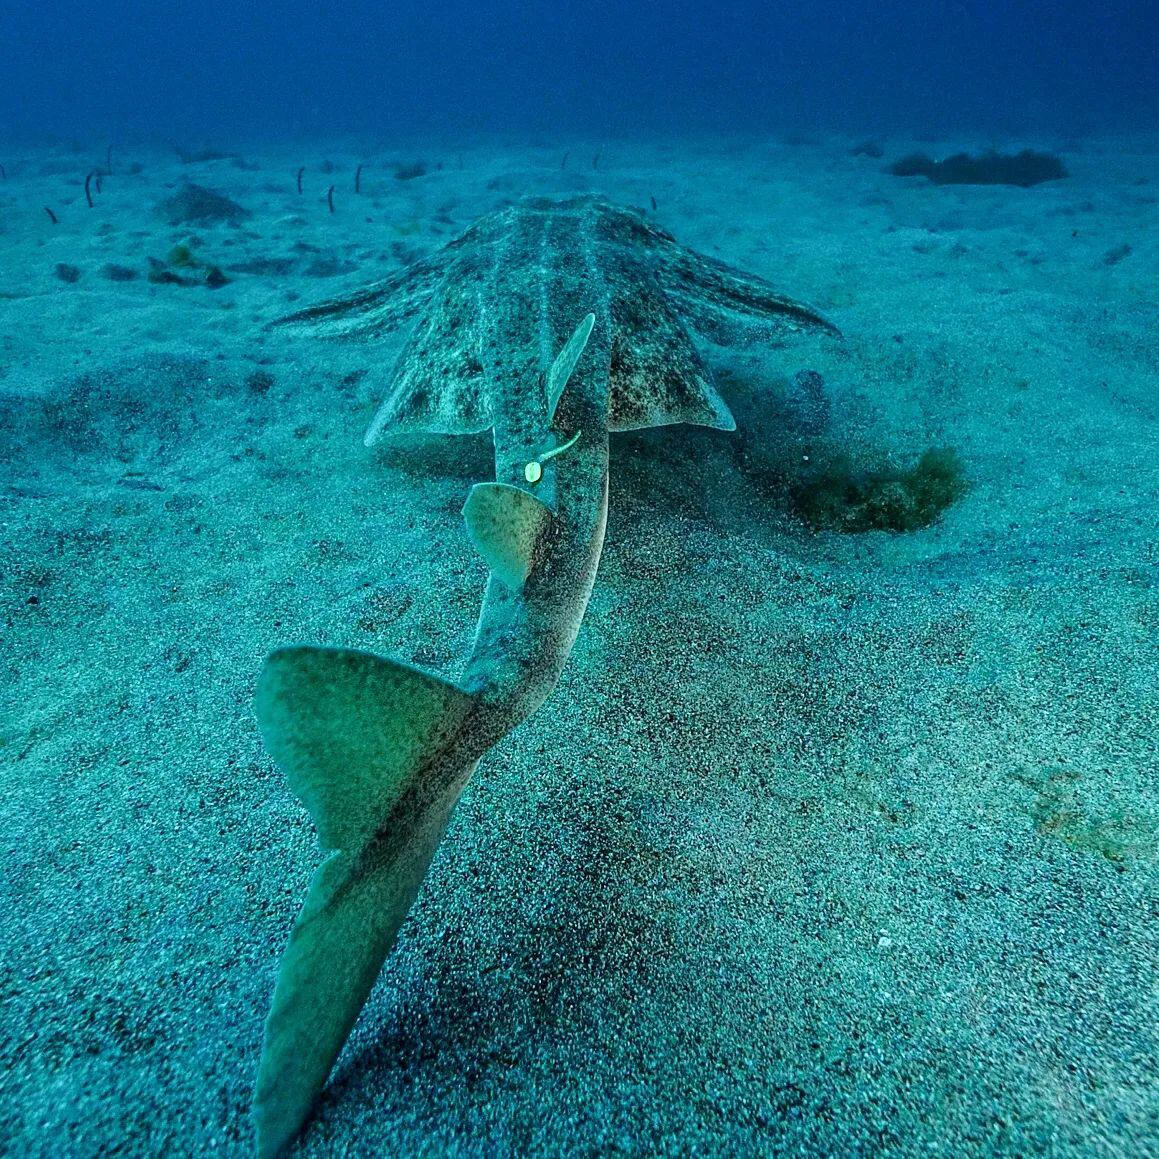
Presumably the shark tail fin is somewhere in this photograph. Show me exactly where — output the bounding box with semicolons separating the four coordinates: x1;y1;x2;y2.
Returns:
251;646;477;1158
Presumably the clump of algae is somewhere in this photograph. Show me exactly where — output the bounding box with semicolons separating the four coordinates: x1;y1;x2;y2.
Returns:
793;446;966;533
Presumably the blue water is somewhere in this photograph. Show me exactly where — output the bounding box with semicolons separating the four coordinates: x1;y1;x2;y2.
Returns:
4;0;1159;1155
4;0;1157;141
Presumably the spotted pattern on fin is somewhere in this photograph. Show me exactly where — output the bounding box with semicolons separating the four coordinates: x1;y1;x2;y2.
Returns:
607;271;734;431
270;197;837;442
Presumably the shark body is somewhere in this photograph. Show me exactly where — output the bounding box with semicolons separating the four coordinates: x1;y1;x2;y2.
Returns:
252;196;836;1155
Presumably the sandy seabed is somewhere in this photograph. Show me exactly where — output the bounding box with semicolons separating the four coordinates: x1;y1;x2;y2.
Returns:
1;133;1156;1156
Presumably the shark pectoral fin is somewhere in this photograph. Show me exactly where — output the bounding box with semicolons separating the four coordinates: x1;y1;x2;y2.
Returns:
546;311;596;422
607;280;736;432
252;646;476;1157
463;482;553;590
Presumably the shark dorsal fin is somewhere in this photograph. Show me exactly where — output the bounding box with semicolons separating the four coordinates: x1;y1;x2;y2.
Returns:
546;312;595;423
463;483;553;590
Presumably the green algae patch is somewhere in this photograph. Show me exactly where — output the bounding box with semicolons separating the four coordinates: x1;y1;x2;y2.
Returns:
147;242;230;289
1027;771;1157;864
793;446;966;533
168;243;198;268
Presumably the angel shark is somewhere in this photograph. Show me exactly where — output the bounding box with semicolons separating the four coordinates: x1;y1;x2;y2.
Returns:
251;195;837;1155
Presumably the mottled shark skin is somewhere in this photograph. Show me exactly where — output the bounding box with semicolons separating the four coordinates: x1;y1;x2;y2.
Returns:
250;196;836;1156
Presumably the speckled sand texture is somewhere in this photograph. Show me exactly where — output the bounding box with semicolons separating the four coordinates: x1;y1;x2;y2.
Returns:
1;136;1156;1155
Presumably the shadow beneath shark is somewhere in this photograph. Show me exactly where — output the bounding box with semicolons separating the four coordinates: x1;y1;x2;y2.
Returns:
322;765;683;1128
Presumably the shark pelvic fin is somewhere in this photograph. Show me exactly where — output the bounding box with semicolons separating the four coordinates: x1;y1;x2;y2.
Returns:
463;482;553;590
252;646;477;1158
546;312;596;422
